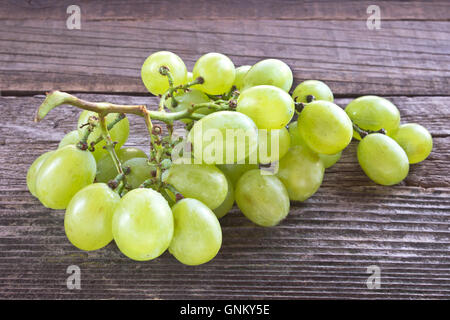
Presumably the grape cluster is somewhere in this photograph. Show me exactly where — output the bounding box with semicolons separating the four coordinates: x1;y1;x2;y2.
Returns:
27;51;433;265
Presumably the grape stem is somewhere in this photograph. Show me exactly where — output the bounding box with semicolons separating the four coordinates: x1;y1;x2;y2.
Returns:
352;123;386;138
98;114;123;176
35;91;208;124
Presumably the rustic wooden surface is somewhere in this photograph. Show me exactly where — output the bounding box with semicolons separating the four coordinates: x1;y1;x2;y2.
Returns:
0;0;449;300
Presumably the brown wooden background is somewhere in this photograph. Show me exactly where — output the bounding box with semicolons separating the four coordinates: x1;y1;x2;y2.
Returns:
0;0;449;299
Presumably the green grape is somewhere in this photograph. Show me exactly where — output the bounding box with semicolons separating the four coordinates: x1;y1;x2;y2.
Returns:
319;152;342;169
26;150;55;197
188;111;258;164
288;121;341;168
58;130;79;149
123;157;153;189
163;164;228;210
345;95;400;140
112;188;173;261
257;127;291;164
167;89;212;123
213;176;234;219
233;65;251;90
235;169;290;227
96;147;147;183
193;52;235;95
392;123;433;164
216;163;259;187
357;133;409;185
298;100;353;155
276;145;324;201
237;85;294;130
36;145;96;209
78;111;130;161
241;59;293;92
64;183;120;251
292;80;333;103
141;51;187;95
169;198;222;265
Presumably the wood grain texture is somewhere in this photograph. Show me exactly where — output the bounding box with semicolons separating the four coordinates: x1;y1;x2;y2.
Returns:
0;19;449;96
0;94;448;299
3;0;449;21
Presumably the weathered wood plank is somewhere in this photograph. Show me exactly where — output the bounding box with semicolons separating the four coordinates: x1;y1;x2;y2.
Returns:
0;19;449;95
2;0;449;21
0;94;448;299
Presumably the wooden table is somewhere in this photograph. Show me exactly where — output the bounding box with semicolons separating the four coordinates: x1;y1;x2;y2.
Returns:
0;0;449;299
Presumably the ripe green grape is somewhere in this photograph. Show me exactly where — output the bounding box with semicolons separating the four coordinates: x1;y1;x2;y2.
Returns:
123;157;154;189
188;111;258;164
233;65;251;90
292;80;333;103
318;152;342;169
235;169;290;227
241;59;293;92
345;95;400;140
36;145;96;209
141;51;187;95
64;183;120;251
392;123;433;164
216;163;259;187
298;100;353;155
167;89;212;123
257;128;290;164
213;176;234;219
169;198;222;265
358;133;409;185
237;85;294;130
112;188;173;261
163;164;228;210
288;121;341;169
193;52;235;95
276;145;324;201
78;111;130;161
27;151;55;197
58;130;79;149
96;147;147;183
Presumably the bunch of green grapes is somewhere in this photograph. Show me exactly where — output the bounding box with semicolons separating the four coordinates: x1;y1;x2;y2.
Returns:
27;51;433;266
